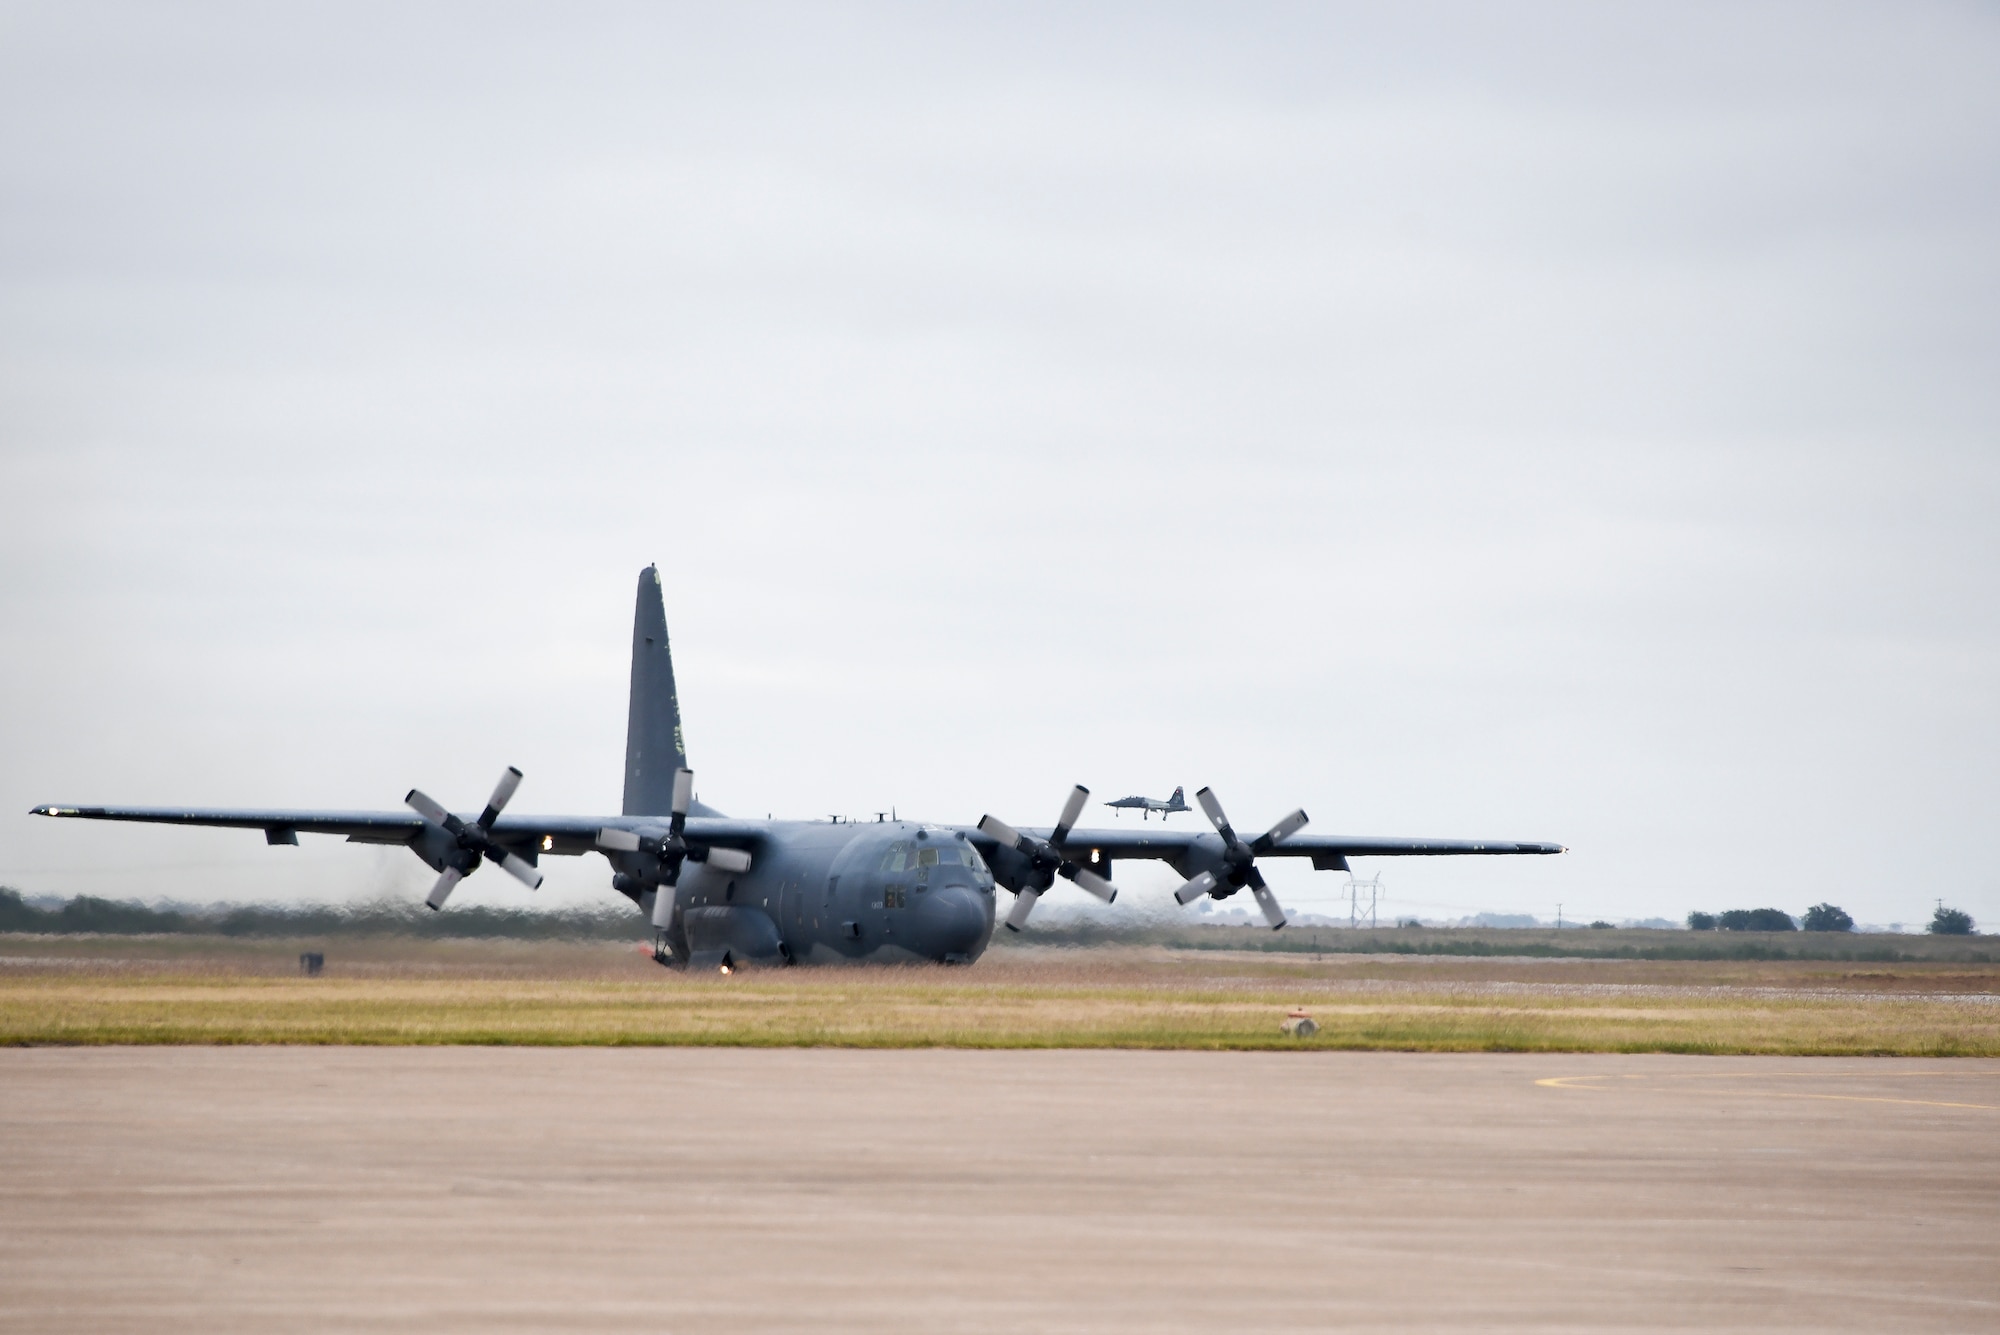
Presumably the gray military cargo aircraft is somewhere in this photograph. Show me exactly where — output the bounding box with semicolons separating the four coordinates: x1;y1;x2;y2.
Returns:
1105;786;1190;819
32;566;1564;970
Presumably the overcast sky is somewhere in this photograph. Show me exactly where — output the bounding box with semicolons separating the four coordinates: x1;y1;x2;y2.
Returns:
2;2;1995;929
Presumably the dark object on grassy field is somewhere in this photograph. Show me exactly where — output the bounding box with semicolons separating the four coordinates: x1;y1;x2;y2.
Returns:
299;952;324;976
1686;912;1718;931
1719;908;1797;932
1802;903;1854;932
1589;921;1613;929
1929;906;1976;935
1398;919;1423;929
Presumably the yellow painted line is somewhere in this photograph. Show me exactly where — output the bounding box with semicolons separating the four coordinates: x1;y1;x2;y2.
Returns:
1767;1092;1999;1111
1535;1074;1998;1110
1627;1069;2000;1082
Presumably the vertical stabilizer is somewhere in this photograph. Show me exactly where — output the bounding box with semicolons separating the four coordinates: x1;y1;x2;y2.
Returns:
623;566;688;816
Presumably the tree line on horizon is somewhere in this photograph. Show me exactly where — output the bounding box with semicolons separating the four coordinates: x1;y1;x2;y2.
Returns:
1;886;1981;940
0;887;637;939
1686;903;1976;934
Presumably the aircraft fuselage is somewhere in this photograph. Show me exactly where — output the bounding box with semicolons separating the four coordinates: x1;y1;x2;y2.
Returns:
621;820;999;967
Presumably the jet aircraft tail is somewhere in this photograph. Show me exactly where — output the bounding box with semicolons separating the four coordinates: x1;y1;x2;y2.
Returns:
622;565;688;816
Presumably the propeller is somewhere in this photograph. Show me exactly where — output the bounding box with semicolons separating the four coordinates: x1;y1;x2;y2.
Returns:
405;766;545;910
1171;786;1308;930
593;768;752;928
978;784;1118;932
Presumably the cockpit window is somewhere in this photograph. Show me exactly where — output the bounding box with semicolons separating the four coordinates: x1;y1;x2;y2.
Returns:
880;837;989;883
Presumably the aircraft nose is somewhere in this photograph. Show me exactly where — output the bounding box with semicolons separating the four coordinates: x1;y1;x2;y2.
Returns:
914;886;989;958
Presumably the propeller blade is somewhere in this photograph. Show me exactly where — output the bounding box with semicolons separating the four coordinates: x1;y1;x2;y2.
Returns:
1248;879;1287;930
1003;886;1042;932
479;766;524;826
1195;786;1237;841
671;768;694;818
1174;870;1218;905
1064;864;1118;903
406;789;452;828
597;827;643;853
978;814;1024;849
499;852;544;889
1052;785;1089;846
425;866;464;910
1253;808;1310;853
651;883;677;929
702;846;752;874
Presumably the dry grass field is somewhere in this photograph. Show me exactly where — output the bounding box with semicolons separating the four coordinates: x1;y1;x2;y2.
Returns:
4;932;1998;1053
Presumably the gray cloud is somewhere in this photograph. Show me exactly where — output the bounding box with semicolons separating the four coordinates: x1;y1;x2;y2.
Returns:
2;2;1995;927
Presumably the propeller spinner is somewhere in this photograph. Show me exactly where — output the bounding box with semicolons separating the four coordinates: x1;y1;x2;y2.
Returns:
594;768;752;928
978;784;1118;932
1171;786;1308;930
405;766;545;910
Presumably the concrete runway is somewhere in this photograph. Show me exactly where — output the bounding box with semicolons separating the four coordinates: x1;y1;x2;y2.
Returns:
2;1050;1996;1333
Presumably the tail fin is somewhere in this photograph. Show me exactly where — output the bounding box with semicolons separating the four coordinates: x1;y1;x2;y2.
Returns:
622;565;688;816
1171;786;1185;804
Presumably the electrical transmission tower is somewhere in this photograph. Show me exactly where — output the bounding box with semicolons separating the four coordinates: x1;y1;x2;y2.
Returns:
1345;873;1382;929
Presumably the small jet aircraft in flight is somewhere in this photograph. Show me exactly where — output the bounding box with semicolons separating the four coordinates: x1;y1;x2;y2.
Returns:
1105;786;1190;820
32;567;1563;970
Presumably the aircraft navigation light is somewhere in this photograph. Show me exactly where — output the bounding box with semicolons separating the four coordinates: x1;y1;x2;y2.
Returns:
541;835;554;851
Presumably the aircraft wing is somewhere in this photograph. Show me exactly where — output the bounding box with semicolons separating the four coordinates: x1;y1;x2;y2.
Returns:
33;804;437;843
974;825;1563;873
29;805;767;858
